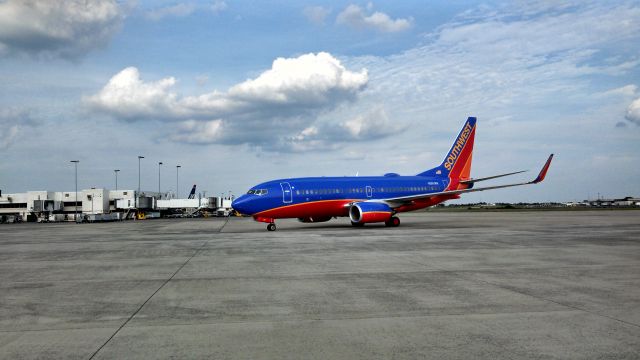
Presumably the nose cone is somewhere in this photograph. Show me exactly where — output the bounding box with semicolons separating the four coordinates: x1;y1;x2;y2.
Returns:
232;195;253;215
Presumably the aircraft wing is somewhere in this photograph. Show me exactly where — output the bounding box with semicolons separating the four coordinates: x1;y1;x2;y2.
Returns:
459;170;527;184
378;154;554;208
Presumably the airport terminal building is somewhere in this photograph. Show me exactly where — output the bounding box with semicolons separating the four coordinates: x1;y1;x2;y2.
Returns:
0;189;233;223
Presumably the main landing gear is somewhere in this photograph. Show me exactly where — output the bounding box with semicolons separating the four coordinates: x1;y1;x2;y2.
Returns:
267;223;277;231
385;216;401;227
350;216;401;228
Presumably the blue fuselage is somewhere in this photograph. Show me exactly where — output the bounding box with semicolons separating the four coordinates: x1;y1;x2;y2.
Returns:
231;175;447;217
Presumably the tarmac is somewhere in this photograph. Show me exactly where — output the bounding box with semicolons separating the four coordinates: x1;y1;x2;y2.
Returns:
0;210;639;359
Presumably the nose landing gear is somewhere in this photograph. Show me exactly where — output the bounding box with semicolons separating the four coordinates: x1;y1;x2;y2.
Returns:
267;223;276;231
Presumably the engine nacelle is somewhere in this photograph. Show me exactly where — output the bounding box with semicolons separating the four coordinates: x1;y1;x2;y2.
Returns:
298;216;332;223
349;202;393;224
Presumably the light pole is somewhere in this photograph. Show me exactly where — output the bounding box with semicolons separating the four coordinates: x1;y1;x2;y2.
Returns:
114;169;120;191
70;160;79;222
176;165;181;198
137;156;144;207
158;162;163;198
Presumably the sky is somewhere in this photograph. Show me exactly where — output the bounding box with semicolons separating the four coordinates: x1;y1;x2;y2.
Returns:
0;0;639;203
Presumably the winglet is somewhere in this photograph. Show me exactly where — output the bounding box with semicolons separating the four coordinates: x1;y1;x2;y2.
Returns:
531;154;553;184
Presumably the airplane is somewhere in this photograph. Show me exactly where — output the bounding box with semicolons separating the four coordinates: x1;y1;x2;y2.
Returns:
188;184;197;199
232;117;553;231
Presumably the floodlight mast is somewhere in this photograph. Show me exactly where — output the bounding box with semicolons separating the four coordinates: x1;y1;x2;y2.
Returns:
158;162;163;198
137;156;144;208
176;165;181;198
114;169;120;190
70;160;79;223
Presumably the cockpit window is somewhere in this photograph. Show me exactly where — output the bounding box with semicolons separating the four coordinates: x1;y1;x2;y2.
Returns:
248;189;268;195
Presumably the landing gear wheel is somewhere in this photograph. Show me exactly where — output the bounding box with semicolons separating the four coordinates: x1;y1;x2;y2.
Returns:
351;221;365;227
385;216;400;227
267;223;276;231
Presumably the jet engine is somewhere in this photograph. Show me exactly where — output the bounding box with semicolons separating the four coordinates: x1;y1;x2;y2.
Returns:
349;202;393;224
298;216;332;223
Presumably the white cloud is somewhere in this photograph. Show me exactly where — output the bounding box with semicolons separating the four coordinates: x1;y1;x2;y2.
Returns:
292;126;319;141
0;0;123;59
0;108;40;150
336;4;412;33
195;74;210;86
0;125;19;150
598;85;638;98
279;107;406;152
225;52;368;106
87;52;373;150
211;0;227;14
436;5;640;59
625;97;640;125
303;6;331;25
88;53;368;120
146;3;196;21
284;126;338;152
146;1;226;21
170;119;224;144
338;107;405;140
344;1;640;122
86;67;182;121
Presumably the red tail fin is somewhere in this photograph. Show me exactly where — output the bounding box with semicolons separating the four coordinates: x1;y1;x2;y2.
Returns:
417;117;476;181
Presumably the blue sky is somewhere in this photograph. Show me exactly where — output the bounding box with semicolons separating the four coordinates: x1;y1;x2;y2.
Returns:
0;0;639;202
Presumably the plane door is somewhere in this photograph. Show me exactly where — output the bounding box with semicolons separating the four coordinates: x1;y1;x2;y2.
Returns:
280;182;293;203
366;185;373;198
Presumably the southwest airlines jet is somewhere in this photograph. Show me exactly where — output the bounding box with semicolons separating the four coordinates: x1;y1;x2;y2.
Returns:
232;117;553;231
